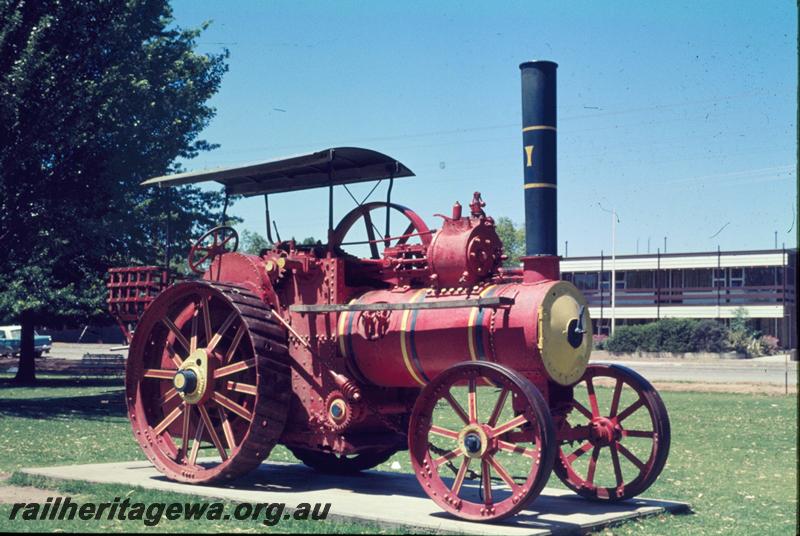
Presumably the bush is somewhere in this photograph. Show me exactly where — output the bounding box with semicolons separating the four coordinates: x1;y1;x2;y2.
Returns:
592;334;608;350
606;318;726;354
691;320;727;353
604;316;778;357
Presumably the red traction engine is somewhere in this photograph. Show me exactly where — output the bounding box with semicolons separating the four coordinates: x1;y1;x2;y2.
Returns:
115;61;670;522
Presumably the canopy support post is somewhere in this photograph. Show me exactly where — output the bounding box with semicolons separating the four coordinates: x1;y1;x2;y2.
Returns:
264;194;274;244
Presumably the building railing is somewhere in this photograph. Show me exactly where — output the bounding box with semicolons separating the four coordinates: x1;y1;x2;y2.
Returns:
581;284;795;307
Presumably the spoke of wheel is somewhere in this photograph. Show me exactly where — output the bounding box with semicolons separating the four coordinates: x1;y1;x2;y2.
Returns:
363;212;380;259
159;387;179;405
586;377;600;417
572;399;594;420
432;448;463;467
225;381;257;396
567;441;593;463
163;317;190;353
144;369;175;380
610;443;624;486
492;414;528;437
467;379;478;423
617;398;645;423
214;358;256;379
586;445;600;483
206;311;238;353
481;460;493;504
487;456;519;491
166;342;183;368
451;456;471;495
442;391;470;425
396;222;416;246
179;405;192;460
497;439;537;459
223;324;247;364
188;419;205;466
218;407;237;451
487;388;509;427
198;404;228;461
617;441;646;472
429;425;459;440
153;403;183;435
624;429;655;438
609;379;623;417
190;308;199;353
201;296;212;345
211;392;253;421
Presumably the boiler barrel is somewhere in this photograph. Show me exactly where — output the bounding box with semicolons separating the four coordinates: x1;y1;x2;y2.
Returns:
337;281;592;388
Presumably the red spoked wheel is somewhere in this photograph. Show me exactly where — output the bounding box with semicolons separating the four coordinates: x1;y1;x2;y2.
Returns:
409;362;555;521
332;202;432;259
288;447;398;474
188;226;239;274
554;364;670;501
126;281;290;483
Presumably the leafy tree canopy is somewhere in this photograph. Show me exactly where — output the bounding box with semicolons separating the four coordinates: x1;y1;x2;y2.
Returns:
494;217;525;267
0;0;230;381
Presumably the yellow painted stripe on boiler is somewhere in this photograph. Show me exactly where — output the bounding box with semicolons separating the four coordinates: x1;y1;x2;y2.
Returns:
467;285;497;361
400;289;428;386
337;299;357;358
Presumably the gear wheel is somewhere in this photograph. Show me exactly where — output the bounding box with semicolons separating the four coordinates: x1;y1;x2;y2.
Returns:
323;390;359;432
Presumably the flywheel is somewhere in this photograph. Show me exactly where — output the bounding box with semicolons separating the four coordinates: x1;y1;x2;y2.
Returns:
125;281;290;483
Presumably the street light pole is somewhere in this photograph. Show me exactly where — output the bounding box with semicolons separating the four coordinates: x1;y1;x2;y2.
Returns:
598;203;620;335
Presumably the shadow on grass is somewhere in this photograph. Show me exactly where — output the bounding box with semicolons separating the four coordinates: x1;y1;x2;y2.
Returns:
0;376;123;389
0;383;126;420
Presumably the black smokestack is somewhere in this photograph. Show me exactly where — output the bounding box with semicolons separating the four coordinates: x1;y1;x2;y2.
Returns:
520;60;558;257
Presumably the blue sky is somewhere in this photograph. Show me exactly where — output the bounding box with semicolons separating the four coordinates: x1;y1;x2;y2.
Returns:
170;0;797;257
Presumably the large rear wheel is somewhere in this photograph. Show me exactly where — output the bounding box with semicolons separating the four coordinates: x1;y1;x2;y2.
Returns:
126;281;290;484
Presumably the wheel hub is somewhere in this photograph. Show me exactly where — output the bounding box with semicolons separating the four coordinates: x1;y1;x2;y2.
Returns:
589;416;621;447
175;348;210;404
457;424;489;459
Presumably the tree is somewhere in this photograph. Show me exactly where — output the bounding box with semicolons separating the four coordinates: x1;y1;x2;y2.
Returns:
241;229;270;255
0;0;229;383
495;217;525;267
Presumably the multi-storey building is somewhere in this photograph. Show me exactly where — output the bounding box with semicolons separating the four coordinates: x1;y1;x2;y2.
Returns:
560;248;796;348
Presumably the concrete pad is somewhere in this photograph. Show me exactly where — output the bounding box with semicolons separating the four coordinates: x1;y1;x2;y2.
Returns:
22;461;689;535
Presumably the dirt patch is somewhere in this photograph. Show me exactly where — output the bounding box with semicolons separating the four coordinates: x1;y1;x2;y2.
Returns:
650;381;795;395
0;485;59;504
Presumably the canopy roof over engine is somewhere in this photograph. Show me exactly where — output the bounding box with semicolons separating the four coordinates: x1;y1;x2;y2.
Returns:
140;147;415;196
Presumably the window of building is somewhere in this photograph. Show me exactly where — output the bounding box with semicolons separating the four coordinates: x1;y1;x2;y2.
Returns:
573;272;599;290
713;268;726;288
600;271;610;291
562;272;573;283
745;267;775;286
615;271;626;290
729;268;744;288
626;270;654;289
684;268;712;288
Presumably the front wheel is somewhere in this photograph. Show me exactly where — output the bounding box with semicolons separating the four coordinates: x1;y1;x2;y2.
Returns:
409;361;555;521
553;363;670;501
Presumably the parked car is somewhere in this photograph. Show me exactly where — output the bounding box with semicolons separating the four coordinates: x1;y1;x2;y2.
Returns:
0;325;52;358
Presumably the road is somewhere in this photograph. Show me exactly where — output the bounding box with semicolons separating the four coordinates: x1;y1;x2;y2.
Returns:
599;355;797;385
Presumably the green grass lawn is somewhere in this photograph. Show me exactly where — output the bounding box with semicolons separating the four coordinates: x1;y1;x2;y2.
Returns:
0;373;796;534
